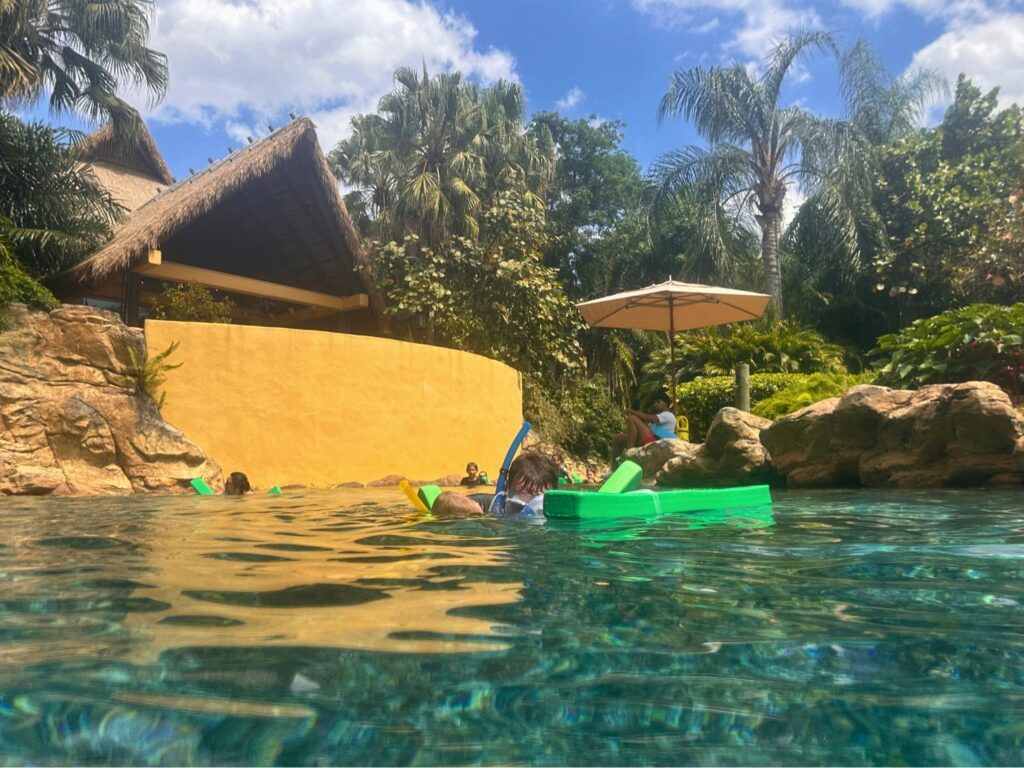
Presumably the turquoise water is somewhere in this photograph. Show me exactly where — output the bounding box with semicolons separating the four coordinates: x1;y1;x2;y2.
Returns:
0;488;1022;766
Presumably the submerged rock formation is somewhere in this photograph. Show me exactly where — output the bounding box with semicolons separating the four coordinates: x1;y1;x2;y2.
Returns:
656;408;773;487
0;304;221;495
761;382;1024;488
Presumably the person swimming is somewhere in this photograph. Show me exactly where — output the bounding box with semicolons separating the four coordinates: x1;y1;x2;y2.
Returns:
224;471;251;495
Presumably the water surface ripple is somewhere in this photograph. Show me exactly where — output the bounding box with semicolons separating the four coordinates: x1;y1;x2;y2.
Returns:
0;488;1022;765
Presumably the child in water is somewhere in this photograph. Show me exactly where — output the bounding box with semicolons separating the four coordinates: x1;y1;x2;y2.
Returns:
460;462;489;486
224;471;251;495
431;491;484;519
488;452;558;523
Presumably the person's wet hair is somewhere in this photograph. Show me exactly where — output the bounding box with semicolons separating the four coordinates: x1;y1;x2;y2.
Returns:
432;492;483;518
225;471;251;495
507;452;558;497
465;462;478;473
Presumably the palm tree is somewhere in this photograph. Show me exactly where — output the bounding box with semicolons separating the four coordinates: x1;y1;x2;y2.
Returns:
0;114;121;276
0;0;167;132
651;32;866;316
331;66;552;246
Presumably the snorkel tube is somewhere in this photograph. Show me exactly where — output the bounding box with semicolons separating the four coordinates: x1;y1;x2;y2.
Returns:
495;422;532;497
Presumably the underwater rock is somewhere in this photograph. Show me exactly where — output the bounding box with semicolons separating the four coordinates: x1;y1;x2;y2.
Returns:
656;408;772;488
0;304;221;496
760;382;1024;488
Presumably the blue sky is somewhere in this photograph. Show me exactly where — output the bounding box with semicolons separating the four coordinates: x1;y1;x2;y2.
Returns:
32;0;1024;181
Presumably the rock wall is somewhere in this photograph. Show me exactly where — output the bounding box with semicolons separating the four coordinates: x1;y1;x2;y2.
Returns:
761;382;1024;488
626;382;1024;489
0;304;221;495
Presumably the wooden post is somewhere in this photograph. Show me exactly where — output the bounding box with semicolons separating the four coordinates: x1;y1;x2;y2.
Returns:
124;273;142;327
735;364;750;411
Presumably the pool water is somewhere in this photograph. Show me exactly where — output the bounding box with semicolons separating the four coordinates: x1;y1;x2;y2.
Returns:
0;488;1022;766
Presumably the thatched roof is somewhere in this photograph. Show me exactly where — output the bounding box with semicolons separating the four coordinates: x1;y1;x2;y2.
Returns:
61;117;366;298
75;122;175;186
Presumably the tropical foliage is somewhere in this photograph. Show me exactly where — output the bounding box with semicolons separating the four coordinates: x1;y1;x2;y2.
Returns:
0;0;168;132
372;191;583;375
651;34;849;313
637;317;847;405
673;373;804;441
0;114;122;276
149;283;235;324
126;340;181;410
872;303;1024;398
751;372;872;421
523;374;623;460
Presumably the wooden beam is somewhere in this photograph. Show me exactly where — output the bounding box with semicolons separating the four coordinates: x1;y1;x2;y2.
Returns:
133;259;369;312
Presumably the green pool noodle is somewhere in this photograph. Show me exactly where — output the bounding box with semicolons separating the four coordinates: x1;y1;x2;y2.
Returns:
268;486;282;494
544;484;772;521
191;477;215;496
571;473;582;483
557;477;568;486
417;484;442;510
598;460;643;494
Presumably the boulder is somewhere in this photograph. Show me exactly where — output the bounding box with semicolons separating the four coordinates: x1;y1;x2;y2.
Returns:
622;438;696;479
0;304;221;495
657;408;773;487
760;382;1024;488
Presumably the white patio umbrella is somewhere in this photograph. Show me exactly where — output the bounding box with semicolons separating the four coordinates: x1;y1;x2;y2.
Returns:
576;279;772;404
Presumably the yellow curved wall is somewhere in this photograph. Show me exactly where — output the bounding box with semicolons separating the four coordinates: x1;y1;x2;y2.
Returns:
145;321;523;488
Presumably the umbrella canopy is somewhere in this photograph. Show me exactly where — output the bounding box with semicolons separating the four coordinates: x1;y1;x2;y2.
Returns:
577;280;772;411
576;279;771;333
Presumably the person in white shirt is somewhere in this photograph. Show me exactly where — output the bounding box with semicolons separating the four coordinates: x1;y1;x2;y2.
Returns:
610;391;678;463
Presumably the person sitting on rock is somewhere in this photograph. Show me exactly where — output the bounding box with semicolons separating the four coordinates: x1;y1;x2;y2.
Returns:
551;453;573;483
224;471;252;495
610;390;677;463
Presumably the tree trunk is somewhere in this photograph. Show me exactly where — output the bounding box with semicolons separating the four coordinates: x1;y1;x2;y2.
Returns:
756;208;784;318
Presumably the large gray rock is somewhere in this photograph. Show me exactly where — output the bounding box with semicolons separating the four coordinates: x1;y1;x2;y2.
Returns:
0;304;221;495
657;408;773;487
622;438;696;478
760;382;1024;488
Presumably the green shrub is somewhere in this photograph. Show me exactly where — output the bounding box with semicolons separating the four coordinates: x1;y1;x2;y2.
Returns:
872;303;1024;395
523;374;622;460
127;341;182;410
675;373;803;441
149;283;234;323
638;318;847;404
0;259;59;330
752;372;873;421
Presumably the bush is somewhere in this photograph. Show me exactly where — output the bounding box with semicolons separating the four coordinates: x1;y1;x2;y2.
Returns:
149;283;234;323
0;259;59;330
752;372;873;421
127;341;182;411
674;373;804;441
872;303;1024;397
638;318;847;404
523;374;622;460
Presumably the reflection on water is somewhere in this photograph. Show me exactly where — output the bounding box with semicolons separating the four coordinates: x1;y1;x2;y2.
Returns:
0;488;1022;765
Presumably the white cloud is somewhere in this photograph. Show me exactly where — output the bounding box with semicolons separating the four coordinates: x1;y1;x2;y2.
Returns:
630;0;823;58
693;17;721;33
837;0;990;21
555;86;586;111
909;13;1024;108
143;0;516;150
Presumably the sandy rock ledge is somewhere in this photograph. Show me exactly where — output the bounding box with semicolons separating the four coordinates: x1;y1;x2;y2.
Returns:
0;304;221;496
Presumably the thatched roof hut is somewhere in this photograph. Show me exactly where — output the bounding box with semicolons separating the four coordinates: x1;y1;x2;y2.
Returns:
55;117;374;332
75;122;175;210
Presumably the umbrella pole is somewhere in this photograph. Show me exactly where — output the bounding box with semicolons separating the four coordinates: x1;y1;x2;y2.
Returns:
668;294;676;409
